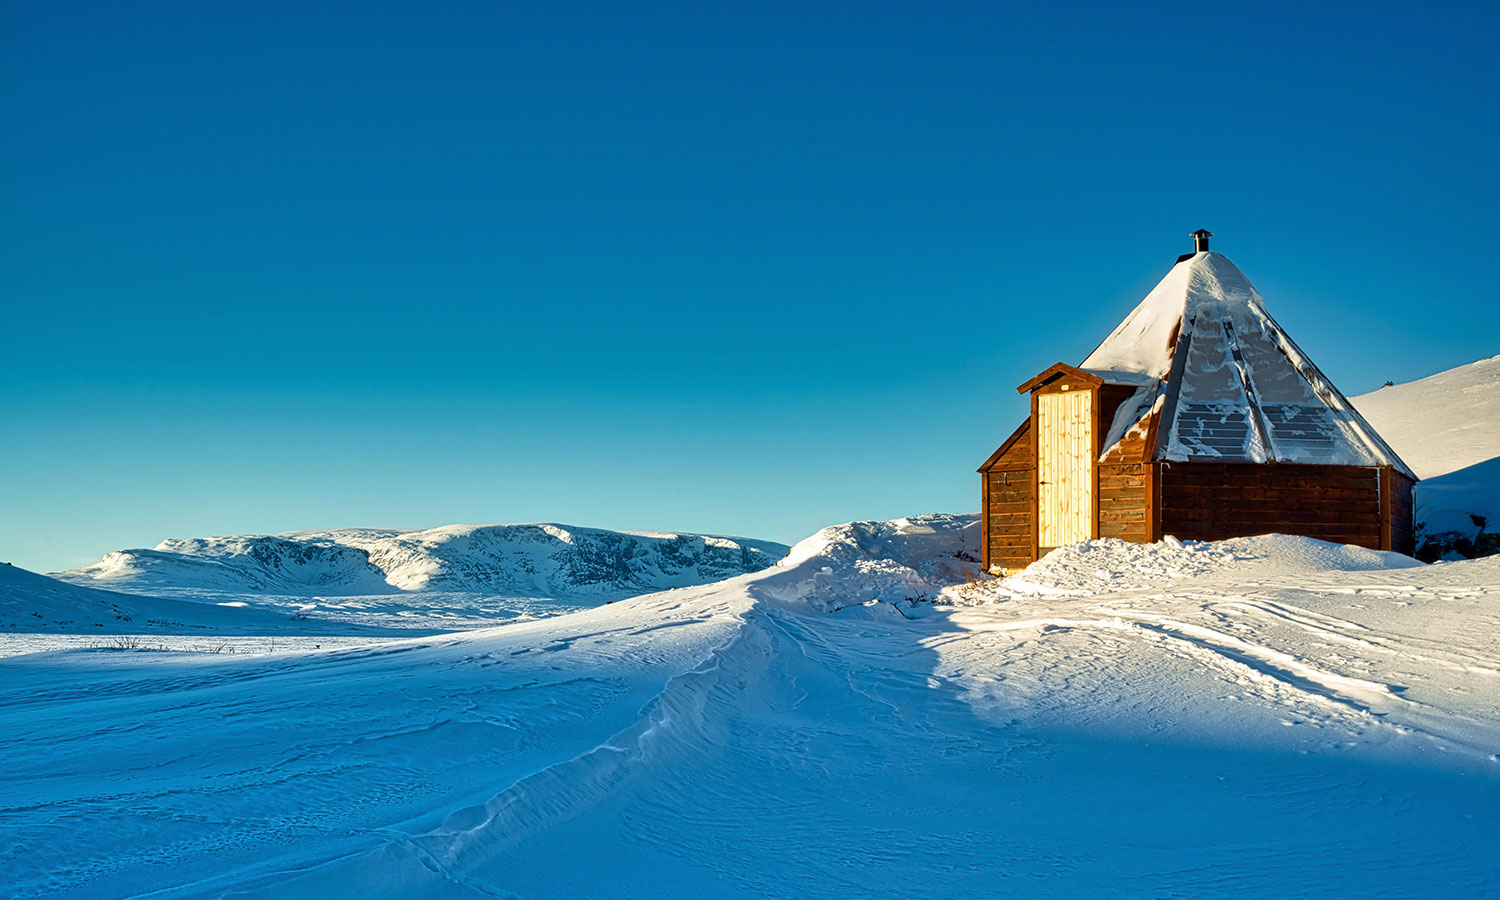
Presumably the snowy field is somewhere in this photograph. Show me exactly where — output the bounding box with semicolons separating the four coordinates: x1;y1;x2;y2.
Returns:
3;515;1498;899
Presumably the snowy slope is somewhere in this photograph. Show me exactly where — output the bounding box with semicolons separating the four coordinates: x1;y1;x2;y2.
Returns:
4;515;1497;899
57;523;789;597
1352;354;1500;479
1354;355;1500;543
0;562;377;636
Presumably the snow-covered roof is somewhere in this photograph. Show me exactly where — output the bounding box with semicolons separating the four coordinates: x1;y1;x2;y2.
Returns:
1081;252;1414;476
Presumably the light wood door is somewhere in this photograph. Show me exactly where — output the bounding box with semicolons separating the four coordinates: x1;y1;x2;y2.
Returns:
1037;390;1093;549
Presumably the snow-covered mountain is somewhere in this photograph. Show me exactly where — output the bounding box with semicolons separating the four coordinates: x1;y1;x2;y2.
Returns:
56;523;790;597
1353;355;1500;554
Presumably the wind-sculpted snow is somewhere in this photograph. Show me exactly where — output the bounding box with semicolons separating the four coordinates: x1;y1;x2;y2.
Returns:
5;516;1499;898
57;523;789;598
756;513;983;612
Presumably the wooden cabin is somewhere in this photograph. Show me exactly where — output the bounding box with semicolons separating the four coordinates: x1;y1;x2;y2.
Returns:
979;233;1416;573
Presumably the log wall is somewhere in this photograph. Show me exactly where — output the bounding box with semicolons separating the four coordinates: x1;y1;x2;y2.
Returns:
1158;462;1384;549
1098;387;1153;545
1099;462;1150;543
982;420;1034;571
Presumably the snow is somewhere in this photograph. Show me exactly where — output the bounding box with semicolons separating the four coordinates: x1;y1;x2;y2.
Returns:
1081;251;1204;378
950;533;1420;599
5;524;787;656
0;561;400;638
763;513;983;611
1354;355;1500;543
4;515;1498;898
1407;456;1500;540
1080;252;1411;473
1352;354;1500;480
57;522;788;598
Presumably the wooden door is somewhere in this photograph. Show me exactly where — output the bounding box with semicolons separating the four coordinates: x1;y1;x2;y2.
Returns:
1037;390;1093;550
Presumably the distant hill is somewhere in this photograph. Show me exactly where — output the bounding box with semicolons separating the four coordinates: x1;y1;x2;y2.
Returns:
0;562;372;635
1352;355;1500;557
56;523;790;598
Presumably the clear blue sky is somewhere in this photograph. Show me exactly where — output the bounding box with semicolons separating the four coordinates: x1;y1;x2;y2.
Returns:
3;0;1497;572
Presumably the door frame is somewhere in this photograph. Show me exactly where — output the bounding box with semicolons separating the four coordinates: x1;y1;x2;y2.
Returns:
1024;366;1103;559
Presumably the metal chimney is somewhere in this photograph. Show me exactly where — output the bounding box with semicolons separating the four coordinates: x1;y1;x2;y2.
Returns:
1190;229;1213;253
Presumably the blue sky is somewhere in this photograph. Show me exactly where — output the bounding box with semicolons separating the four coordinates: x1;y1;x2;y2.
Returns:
3;0;1497;572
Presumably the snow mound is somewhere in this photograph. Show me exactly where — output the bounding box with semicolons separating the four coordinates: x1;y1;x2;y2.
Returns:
754;514;982;612
57;523;790;598
989;537;1245;596
953;534;1422;601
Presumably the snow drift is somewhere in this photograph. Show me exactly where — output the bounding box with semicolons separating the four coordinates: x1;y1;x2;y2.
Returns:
57;523;790;597
754;513;983;612
7;514;1497;900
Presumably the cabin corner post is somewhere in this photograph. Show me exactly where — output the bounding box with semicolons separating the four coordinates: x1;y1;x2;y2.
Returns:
1151;461;1165;542
1091;385;1101;541
1029;387;1040;563
1146;461;1160;543
980;471;991;572
1379;466;1393;552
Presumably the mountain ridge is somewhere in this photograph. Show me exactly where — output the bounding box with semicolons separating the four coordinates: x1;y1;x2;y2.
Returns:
56;522;790;598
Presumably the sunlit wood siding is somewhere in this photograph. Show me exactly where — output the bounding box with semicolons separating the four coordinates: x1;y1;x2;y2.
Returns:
1098;385;1153;544
980;420;1034;571
1158;462;1383;548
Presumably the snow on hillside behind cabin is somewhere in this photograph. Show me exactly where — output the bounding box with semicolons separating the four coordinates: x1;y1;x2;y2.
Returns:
1354;354;1500;548
6;513;1499;898
57;523;788;599
1353;354;1500;479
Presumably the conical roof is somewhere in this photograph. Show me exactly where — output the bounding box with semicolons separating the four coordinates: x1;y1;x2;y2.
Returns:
1083;252;1414;477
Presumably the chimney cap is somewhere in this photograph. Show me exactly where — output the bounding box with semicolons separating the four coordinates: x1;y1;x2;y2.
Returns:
1189;228;1213;238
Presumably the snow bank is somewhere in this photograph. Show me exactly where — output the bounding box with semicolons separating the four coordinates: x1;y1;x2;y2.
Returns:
949;533;1423;602
746;513;1420;613
753;514;982;612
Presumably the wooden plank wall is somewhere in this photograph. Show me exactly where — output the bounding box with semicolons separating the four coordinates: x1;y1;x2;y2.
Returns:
984;421;1034;570
1099;462;1149;542
1098;387;1153;545
1158;463;1383;549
